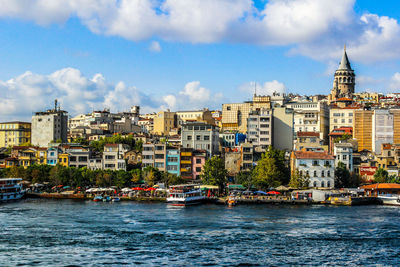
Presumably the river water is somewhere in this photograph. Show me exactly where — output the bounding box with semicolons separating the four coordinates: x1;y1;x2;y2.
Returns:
1;199;400;266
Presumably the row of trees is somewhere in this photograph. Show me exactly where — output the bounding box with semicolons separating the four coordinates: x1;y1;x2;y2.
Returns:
201;146;290;192
0;164;183;188
73;134;143;153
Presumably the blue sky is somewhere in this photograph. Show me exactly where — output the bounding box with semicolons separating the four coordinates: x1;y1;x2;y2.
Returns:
0;0;400;121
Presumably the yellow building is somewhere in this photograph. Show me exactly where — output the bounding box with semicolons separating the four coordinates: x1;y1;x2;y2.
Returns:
353;110;373;151
176;109;215;127
222;95;271;133
58;153;69;167
153;111;176;136
18;148;37;168
0;122;31;147
36;148;47;165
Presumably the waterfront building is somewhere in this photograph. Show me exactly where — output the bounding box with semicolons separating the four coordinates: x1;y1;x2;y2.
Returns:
222;95;272;133
62;145;91;169
181;122;219;157
0;122;31;148
166;147;180;176
290;149;335;188
102;144;128;170
328;126;353;153
328;46;356;103
224;150;241;177
241;143;254;171
31;100;68;147
333;142;354;172
47;147;62;166
142;143;155;168
124;150;142;165
88;156;103;170
246;108;272;152
353;109;374;151
375;143;398;170
153;110;176;136
192;150;206;180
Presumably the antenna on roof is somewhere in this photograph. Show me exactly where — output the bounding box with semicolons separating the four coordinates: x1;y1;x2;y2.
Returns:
254;82;257;97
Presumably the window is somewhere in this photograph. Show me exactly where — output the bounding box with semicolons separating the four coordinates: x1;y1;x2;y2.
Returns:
196;167;202;172
168;157;178;162
313;181;317;187
204;136;210;141
196;158;201;164
196;135;201;141
327;171;330;177
321;181;325;187
314;171;317;177
313;160;319;166
167;165;177;171
321;171;325;177
187;135;192;140
327;181;331;187
343;155;347;160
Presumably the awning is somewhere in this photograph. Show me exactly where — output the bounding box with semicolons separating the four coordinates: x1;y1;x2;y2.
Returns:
228;184;245;189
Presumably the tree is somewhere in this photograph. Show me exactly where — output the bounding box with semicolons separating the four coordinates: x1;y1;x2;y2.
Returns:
201;156;227;193
374;168;389;183
130;169;142;184
235;171;254;189
252;146;289;189
143;166;161;186
289;169;310;189
335;162;351;188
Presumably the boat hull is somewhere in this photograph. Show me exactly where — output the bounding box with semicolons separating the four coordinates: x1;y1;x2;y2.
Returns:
167;196;205;206
378;196;400;206
0;192;25;202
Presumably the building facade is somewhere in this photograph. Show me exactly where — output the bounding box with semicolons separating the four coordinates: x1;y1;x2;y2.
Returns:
0;122;31;148
246;108;272;151
181;122;219;157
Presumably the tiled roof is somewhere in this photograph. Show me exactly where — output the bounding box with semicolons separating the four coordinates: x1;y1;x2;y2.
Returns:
297;132;319;137
361;183;400;190
293;151;334;160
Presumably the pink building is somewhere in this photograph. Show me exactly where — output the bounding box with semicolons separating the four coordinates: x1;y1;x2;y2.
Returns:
192;150;207;180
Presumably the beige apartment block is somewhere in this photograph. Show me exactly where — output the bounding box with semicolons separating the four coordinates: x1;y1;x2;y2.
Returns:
329;107;357;132
153;111;176;136
222;95;271;133
0;122;31;147
176;109;214;127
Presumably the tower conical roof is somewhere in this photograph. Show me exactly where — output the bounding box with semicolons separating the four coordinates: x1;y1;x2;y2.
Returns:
338;45;352;70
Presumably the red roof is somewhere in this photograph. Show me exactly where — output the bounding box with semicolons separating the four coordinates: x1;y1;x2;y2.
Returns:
293;151;334;160
329;127;353;136
361;183;400;190
297;132;319;137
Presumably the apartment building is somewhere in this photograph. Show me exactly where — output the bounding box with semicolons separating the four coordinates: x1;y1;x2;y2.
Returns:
166;147;180;176
181;122;219;157
333;142;354;172
246;108;272;152
153;111;176;136
154;144;166;172
102;144;129;170
142;143;155;168
0;122;31;147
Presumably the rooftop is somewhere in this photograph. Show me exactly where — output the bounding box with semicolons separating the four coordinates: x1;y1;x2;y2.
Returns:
293;151;335;160
361;183;400;190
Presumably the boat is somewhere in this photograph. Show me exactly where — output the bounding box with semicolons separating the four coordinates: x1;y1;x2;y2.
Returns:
103;195;111;202
227;196;237;207
0;178;25;202
93;195;103;202
112;197;120;202
167;184;205;206
378;194;400;206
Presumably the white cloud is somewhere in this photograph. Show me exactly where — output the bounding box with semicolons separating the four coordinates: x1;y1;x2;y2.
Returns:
0;68;162;122
389;73;400;91
162;81;223;111
239;80;286;96
149;41;161;53
1;0;400;65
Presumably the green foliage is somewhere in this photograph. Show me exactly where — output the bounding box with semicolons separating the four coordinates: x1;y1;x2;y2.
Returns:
289;169;310;189
89;134;137;152
72;137;89;146
235;171;254;189
334;133;351;143
335;162;361;188
374;168;389;183
162;172;184;186
201;156;227;192
143;166;162;186
252;146;289;189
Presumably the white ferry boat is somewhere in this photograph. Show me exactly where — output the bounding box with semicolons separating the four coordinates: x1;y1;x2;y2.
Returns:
0;178;25;202
378;195;400;206
167;184;205;206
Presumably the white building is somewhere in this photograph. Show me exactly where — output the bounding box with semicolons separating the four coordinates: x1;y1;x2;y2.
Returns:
181;122;219;157
291;149;335;188
103;144;129;170
286;101;329;142
329;107;356;132
333;142;354;172
246;108;272;151
372;109;394;154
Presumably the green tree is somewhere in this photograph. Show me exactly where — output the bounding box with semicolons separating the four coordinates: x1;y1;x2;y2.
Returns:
235;171;254;189
289;169;310;189
335;162;351;188
130;169;142;184
201;156;227;193
374;168;389;183
143;166;161;186
252;146;289;189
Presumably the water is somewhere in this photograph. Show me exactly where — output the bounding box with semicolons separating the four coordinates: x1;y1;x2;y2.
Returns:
1;200;400;266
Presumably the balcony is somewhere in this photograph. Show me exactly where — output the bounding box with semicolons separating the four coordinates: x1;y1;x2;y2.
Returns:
181;160;191;164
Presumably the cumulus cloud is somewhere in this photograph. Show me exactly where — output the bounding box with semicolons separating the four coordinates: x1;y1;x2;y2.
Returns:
239;80;286;96
0;68;162;122
1;0;400;64
389;73;400;91
148;41;161;52
162;81;223;111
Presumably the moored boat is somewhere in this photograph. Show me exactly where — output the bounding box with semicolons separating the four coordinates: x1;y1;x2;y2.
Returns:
103;195;111;202
0;178;25;202
93;195;103;202
378;195;400;206
112;197;120;202
167;184;205;206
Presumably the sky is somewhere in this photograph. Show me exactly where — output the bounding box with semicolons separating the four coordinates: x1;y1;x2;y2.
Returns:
1;0;400;121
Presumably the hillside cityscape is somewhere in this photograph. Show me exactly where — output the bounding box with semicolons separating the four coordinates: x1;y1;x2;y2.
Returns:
1;47;399;191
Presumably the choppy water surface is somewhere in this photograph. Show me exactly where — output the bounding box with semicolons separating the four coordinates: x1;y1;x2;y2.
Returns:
1;200;400;266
